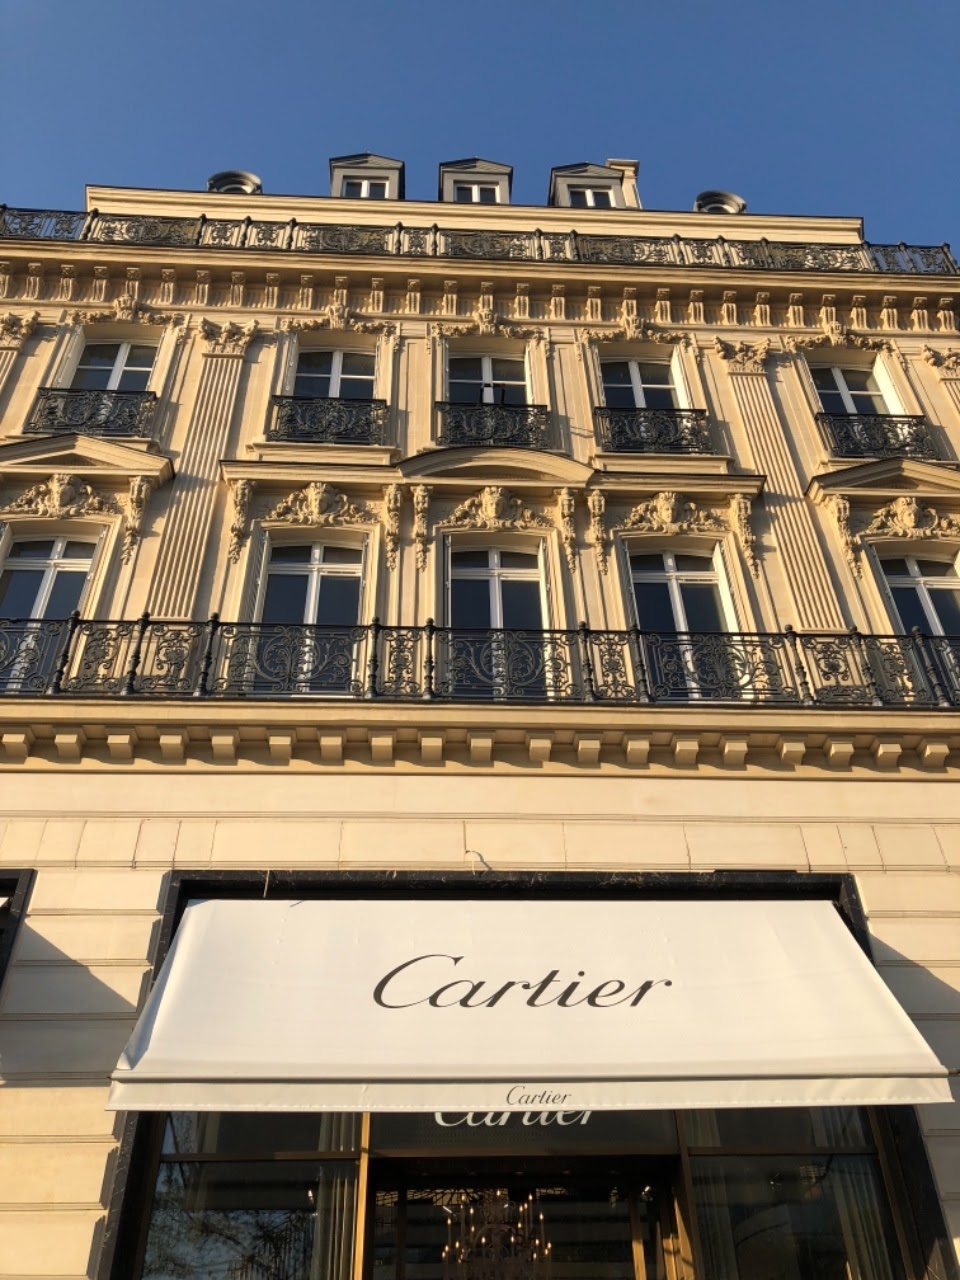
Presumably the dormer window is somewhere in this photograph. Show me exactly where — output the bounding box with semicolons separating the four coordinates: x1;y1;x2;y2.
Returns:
439;158;512;205
342;178;387;200
454;183;499;204
568;187;613;209
549;163;626;209
329;153;404;201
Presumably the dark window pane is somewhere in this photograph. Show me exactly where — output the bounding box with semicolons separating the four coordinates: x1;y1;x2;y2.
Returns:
842;368;877;392
850;391;885;414
451;578;491;629
261;573;309;624
601;361;632;386
603;383;637;409
916;558;958;577
322;546;363;565
162;1113;361;1156
294;373;331;398
64;541;95;560
591;188;613;208
341;352;374;377
890;585;930;633
692;1156;905;1280
811;367;838;391
630;553;667;572
116;368;151;393
338;376;376;400
686;1107;870;1149
270;545;312;563
449;357;483;381
343;180;363;198
633;580;676;631
818;388;848;415
929;588;960;635
77;343;120;368
0;569;44;617
477;186;497;204
498;382;528;406
8;540;56;559
568;188;588;207
880;558;911;578
126;344;157;368
636;362;672;386
368;182;387;199
298;351;334;376
674;553;715;572
490;358;525;383
451;549;492;569
69;365;112;391
679;582;725;632
43;571;87;619
500;579;543;629
455;185;473;202
447;381;482;404
641;385;677;410
499;550;539;569
315;575;360;626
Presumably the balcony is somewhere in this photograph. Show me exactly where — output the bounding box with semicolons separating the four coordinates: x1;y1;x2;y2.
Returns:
268;395;387;445
436;402;553;449
816;412;938;461
26;388;157;438
5;616;960;709
594;407;712;454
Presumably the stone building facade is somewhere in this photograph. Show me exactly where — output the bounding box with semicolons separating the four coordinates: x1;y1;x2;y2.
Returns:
0;157;959;1280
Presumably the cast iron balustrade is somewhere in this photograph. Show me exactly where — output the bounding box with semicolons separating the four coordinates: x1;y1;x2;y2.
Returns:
4;615;960;709
1;205;956;275
268;395;388;445
594;406;712;454
26;388;158;438
436;402;553;449
815;412;938;461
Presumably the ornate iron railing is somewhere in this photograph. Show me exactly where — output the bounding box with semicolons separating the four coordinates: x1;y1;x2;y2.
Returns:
26;387;158;438
436;402;553;449
815;412;938;460
1;205;955;275
594;406;712;454
4;615;960;708
268;395;388;445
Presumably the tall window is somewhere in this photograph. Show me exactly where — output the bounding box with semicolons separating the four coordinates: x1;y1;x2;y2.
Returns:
568;186;613;208
70;342;156;393
880;555;960;634
448;547;544;630
0;537;96;619
341;178;386;199
260;544;363;628
454;183;499;203
601;360;677;410
293;351;376;400
629;550;728;632
448;356;527;406
811;367;887;415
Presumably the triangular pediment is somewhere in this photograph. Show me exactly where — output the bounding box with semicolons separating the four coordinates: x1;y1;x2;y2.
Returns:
808;458;960;505
551;162;620;180
0;433;173;485
439;157;513;177
329;152;403;170
400;448;594;487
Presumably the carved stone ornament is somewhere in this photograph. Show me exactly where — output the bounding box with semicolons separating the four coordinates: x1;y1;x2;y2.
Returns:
228;478;255;562
587;489;608;573
0;310;39;348
615;490;727;537
576;319;687;346
72;296;185;328
445;486;551;532
556;487;578;571
430;316;544;344
862;495;960;541
922;344;960;380
384;483;402;570
1;472;118;520
729;493;759;576
713;336;771;374
412;484;431;571
121;475;156;562
199;317;259;354
284;310;399;349
784;318;888;352
264;481;374;527
830;496;860;576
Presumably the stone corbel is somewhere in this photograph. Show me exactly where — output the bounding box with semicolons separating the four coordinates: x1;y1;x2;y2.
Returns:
412;484;431;571
228;478;256;563
713;336;771;374
922;344;960;381
0;310;39;350
556;488;578;571
384;483;402;571
587;489;608;573
729;493;759;576
199;317;258;354
122;474;158;562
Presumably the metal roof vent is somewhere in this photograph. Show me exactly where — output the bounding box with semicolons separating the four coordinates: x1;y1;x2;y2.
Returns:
693;189;746;214
207;170;263;195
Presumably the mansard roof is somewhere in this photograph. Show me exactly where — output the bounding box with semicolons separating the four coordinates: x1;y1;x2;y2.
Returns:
437;157;513;196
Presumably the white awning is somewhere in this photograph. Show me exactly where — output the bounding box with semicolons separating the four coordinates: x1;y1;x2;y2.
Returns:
108;897;951;1112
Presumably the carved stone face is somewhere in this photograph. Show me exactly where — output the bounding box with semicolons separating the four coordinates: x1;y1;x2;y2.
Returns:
655;491;684;526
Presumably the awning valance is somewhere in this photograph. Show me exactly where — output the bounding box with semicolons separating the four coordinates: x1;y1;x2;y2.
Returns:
108;897;951;1112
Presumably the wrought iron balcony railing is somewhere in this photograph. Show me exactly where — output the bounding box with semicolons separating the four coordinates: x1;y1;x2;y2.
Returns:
4;615;960;709
816;412;939;461
436;402;553;450
1;205;956;275
26;387;158;438
594;406;712;454
268;395;388;445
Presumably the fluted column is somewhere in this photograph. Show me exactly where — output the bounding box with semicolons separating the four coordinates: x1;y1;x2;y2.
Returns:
715;338;845;630
146;319;257;618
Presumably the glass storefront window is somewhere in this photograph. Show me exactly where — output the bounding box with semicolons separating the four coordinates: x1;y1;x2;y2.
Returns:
163;1112;361;1156
685;1107;871;1150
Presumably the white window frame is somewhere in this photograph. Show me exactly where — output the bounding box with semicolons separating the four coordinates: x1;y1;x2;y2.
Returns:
446;544;547;629
600;358;679;410
453;183;500;204
0;535;98;619
879;553;960;635
813;366;888;415
255;538;367;626
292;349;377;399
446;353;530;405
627;546;736;633
340;178;388;199
567;186;615;209
70;341;158;392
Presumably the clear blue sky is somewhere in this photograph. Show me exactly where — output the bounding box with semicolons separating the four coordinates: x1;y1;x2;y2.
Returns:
3;0;958;248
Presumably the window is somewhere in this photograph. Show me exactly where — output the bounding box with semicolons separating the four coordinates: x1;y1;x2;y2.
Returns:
449;547;544;631
70;342;156;393
601;360;677;410
811;366;887;416
247;542;365;695
341;178;387;199
448;356;527;406
629;550;728;633
454;183;499;204
567;186;613;208
0;537;96;620
880;555;960;634
293;351;376;401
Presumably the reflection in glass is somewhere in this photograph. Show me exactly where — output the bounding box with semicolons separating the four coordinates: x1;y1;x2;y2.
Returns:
143;1160;357;1280
686;1108;870;1149
163;1113;361;1156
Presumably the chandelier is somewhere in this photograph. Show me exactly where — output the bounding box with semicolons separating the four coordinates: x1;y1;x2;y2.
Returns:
442;1189;552;1280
